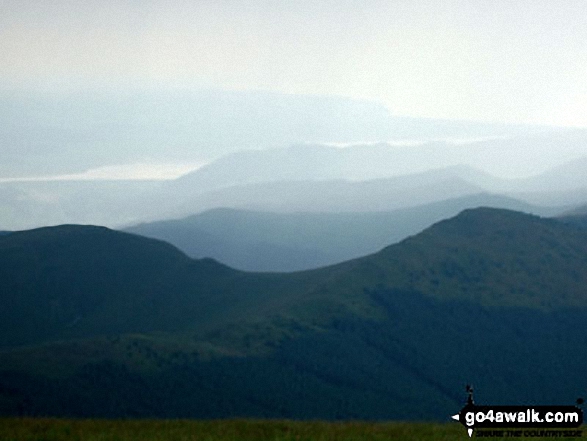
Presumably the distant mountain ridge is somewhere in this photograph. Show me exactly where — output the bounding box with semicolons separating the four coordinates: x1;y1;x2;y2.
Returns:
126;193;560;271
2;208;587;419
3;129;587;230
168;133;587;194
156;142;587;220
3;89;539;179
157;167;488;219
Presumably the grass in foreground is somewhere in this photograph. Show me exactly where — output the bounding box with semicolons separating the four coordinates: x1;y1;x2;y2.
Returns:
0;418;583;441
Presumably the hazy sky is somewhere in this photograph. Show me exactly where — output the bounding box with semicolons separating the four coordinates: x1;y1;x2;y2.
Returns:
2;0;586;127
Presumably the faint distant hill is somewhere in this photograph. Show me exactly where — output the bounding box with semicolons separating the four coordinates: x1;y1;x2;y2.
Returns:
1;90;391;178
501;156;587;207
3;129;587;230
166;143;505;194
0;165;487;230
165;135;587;196
563;204;587;216
2;157;577;233
158;123;587;199
149;137;587;219
154;165;494;220
2;208;587;419
556;204;587;228
0;180;161;231
513;156;587;192
126;193;560;271
2;89;536;179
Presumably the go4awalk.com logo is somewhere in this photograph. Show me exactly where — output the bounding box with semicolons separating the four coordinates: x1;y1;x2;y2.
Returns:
451;386;584;438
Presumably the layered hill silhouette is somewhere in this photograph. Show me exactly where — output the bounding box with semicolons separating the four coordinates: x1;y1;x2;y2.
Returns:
1;208;587;419
167;134;587;195
147;143;587;221
154;167;487;219
126;194;559;272
1;89;547;180
3;131;587;231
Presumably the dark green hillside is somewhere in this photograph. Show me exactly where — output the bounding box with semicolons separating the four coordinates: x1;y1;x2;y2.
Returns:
361;207;587;308
0;225;355;349
0;227;301;348
0;225;203;346
2;208;587;419
2;290;586;419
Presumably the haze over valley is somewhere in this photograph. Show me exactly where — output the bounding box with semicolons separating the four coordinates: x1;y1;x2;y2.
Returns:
2;109;587;232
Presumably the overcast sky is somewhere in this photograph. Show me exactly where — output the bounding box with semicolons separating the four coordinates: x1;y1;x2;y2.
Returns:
2;0;586;127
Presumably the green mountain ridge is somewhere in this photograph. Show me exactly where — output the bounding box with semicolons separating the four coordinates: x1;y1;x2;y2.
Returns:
369;207;587;307
0;224;353;349
1;208;587;419
5;207;585;350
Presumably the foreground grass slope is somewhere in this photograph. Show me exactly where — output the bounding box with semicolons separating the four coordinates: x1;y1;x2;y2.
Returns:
3;418;583;441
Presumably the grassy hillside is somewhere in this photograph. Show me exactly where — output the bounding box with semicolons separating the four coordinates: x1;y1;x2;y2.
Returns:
365;207;587;308
0;225;236;347
0;225;351;349
1;208;587;419
4;418;556;441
